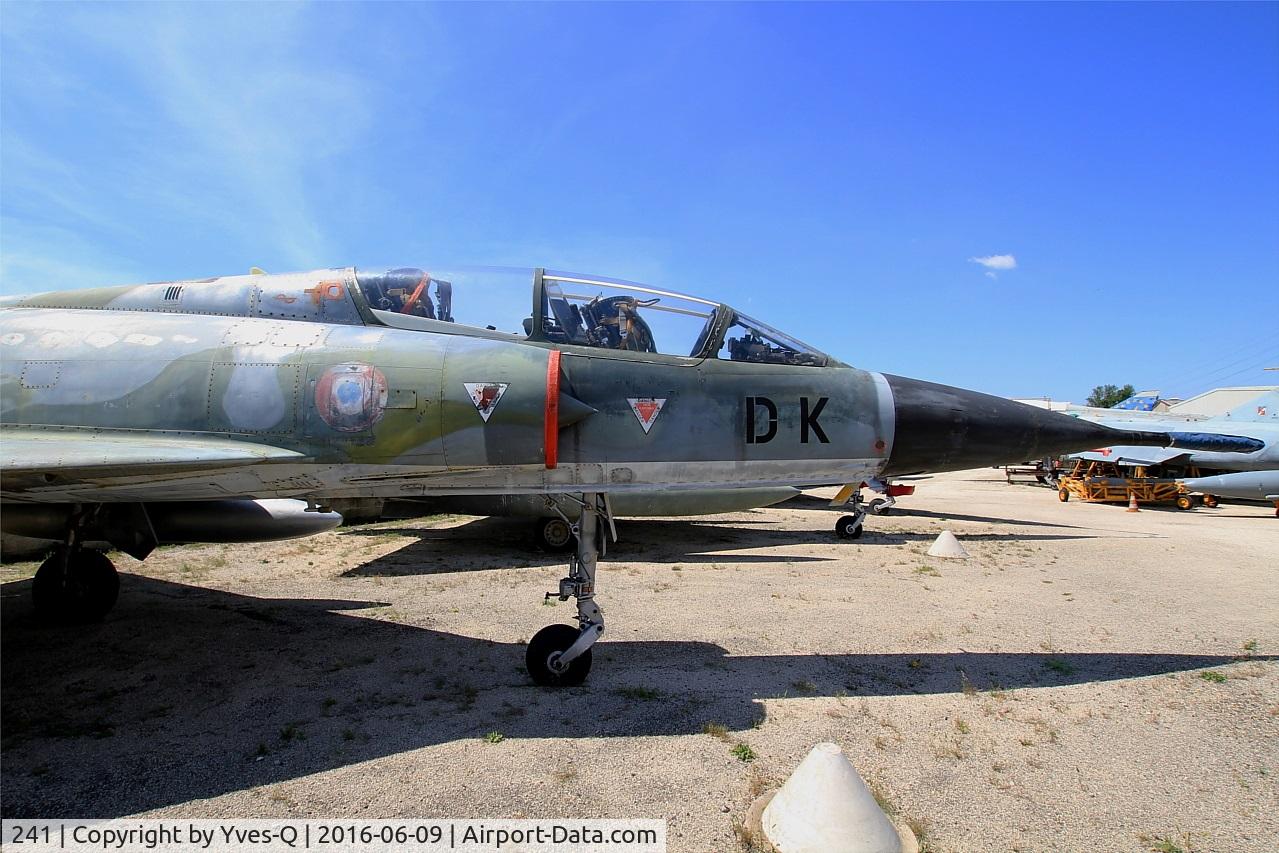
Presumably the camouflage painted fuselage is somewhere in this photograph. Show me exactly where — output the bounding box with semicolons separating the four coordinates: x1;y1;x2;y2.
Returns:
0;268;893;504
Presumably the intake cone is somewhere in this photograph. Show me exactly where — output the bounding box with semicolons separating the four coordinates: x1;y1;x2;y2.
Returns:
759;743;915;853
927;530;969;558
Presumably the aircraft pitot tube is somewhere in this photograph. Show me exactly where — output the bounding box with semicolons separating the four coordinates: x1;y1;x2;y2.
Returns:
879;375;1263;476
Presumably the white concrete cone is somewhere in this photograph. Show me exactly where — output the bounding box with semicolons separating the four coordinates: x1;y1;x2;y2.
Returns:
761;743;906;853
926;530;968;559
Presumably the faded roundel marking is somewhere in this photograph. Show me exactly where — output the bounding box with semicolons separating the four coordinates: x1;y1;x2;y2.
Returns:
628;397;666;434
315;363;389;432
124;333;162;346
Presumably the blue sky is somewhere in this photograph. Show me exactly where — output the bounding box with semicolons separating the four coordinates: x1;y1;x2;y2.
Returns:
2;2;1276;401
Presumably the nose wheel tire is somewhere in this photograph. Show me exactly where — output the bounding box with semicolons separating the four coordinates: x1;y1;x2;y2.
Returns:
834;514;864;539
868;498;891;515
535;517;575;552
526;624;593;686
32;548;119;625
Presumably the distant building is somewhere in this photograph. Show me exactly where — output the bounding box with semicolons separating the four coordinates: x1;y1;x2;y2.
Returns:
1168;386;1279;417
1015;386;1276;416
1012;398;1074;411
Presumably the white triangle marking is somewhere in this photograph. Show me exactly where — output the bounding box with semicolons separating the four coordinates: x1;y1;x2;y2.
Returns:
628;397;667;434
463;382;510;423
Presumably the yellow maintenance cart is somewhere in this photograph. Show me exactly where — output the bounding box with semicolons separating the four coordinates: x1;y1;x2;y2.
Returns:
1056;460;1211;510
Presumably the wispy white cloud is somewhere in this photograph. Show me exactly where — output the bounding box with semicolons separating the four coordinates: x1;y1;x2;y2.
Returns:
0;218;143;296
0;4;382;286
969;253;1017;279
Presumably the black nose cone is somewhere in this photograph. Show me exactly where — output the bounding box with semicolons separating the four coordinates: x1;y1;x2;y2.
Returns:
882;375;1142;476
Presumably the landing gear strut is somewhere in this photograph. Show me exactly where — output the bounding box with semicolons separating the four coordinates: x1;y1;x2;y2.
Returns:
32;546;119;624
526;493;612;686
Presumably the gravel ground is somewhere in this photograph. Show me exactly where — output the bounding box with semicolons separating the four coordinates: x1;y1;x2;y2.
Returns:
2;468;1276;852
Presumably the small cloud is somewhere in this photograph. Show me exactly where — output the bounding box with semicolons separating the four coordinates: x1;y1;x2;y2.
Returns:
969;253;1017;279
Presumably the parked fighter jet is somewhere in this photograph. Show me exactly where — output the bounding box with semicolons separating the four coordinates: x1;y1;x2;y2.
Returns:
1068;392;1279;472
0;265;1262;684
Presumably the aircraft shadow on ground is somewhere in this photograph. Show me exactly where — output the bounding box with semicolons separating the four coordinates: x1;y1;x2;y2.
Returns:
1;574;1254;818
339;516;840;577
779;494;1093;530
338;514;1113;578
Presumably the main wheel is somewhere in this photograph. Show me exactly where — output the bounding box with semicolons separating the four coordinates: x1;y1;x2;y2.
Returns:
32;549;119;625
1175;495;1194;511
868;498;891;515
1058;488;1070;502
526;624;592;686
1202;495;1219;508
834;515;864;539
535;517;575;552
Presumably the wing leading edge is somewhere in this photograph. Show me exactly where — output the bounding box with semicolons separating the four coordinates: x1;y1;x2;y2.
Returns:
1;428;303;497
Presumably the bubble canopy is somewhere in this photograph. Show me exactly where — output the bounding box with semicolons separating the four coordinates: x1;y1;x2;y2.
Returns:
352;266;834;367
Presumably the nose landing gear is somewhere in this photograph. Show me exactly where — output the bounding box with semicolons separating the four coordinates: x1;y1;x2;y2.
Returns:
831;486;868;539
526;493;612;686
835;512;865;539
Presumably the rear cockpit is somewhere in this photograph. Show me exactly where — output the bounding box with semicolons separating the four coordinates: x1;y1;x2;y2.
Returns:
355;268;454;321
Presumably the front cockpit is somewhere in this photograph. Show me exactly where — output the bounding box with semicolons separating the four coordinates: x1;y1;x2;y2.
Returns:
352;265;835;367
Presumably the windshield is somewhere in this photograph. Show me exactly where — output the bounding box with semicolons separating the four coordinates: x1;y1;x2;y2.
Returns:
719;311;830;366
355;266;535;338
541;271;719;358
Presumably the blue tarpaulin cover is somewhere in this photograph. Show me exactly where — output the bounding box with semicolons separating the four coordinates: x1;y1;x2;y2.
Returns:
1113;395;1160;411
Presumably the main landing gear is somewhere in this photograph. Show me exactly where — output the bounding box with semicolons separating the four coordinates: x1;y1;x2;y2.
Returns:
526;493;613;686
32;546;119;625
28;506;122;625
533;515;576;552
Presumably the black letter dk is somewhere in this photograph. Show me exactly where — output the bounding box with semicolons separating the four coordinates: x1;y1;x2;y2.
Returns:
801;396;830;444
746;396;778;444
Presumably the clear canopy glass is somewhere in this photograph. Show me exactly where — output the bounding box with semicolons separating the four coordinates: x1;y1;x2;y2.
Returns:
540;271;719;357
352;265;832;365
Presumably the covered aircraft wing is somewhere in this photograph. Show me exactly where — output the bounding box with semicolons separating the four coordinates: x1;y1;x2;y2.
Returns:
1071;446;1192;466
0;428;303;493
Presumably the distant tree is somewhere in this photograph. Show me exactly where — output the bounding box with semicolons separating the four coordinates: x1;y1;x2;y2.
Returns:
1086;384;1136;408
